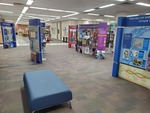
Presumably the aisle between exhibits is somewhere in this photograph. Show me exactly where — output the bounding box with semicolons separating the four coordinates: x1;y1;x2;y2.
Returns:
112;14;150;89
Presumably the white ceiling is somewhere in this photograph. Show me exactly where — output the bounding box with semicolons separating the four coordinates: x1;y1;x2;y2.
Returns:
0;0;149;24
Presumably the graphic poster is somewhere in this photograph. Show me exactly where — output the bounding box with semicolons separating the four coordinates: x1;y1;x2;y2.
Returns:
29;26;39;52
97;23;107;50
123;33;132;49
132;38;144;49
119;63;150;89
29;26;41;62
120;27;150;69
68;26;76;48
123;49;129;60
3;27;13;43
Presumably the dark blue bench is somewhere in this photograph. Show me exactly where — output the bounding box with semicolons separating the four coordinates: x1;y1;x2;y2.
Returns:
23;69;72;113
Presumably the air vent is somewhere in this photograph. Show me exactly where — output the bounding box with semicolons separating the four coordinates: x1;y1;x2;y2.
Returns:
13;3;24;6
119;2;133;5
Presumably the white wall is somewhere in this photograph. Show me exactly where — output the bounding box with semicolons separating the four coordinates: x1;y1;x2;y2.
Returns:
62;21;69;38
50;22;57;39
57;22;61;40
50;20;101;40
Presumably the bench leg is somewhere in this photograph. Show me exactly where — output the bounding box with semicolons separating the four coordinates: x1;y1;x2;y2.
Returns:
68;101;72;109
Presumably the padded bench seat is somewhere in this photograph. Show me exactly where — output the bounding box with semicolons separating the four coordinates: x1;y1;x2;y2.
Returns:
23;69;72;113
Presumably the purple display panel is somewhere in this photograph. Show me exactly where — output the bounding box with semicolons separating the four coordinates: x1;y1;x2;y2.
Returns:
79;24;99;29
97;23;107;50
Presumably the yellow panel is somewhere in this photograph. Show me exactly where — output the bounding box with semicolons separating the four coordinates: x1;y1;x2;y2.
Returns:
119;63;150;89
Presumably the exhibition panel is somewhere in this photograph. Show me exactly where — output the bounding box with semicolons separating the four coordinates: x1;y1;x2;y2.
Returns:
68;25;77;48
28;19;42;63
112;14;150;89
76;23;107;59
0;22;17;49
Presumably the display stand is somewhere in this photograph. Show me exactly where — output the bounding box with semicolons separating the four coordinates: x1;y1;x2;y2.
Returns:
112;14;150;89
76;23;107;59
0;22;17;49
68;25;77;48
41;22;46;61
29;19;42;63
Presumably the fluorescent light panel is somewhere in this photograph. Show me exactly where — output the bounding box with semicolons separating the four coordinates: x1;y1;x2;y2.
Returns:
69;17;78;20
21;7;29;14
88;13;99;16
26;0;34;5
104;15;114;17
96;19;104;21
50;15;60;18
126;14;139;17
62;13;79;18
84;9;95;12
64;11;77;13
99;4;115;8
0;2;14;6
82;18;92;21
0;10;13;13
136;2;150;7
145;13;150;15
56;17;60;19
30;6;47;10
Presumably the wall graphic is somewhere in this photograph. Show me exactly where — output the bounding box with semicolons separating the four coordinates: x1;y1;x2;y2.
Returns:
119;63;150;89
120;28;150;69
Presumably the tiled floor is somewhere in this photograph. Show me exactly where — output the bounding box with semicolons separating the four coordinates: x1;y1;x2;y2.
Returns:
0;37;150;113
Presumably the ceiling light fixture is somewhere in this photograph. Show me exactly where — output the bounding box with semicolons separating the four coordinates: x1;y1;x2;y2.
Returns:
30;6;47;10
15;18;21;24
82;18;92;21
21;7;29;14
69;17;78;20
84;9;95;12
56;17;60;19
62;12;79;18
126;14;139;17
26;0;34;5
88;13;99;16
136;2;150;7
50;15;60;18
64;11;78;13
0;10;13;13
145;13;150;15
48;9;64;12
104;15;115;17
0;2;14;6
99;4;115;8
95;19;104;21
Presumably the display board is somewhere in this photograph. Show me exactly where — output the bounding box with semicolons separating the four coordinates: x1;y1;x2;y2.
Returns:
77;23;107;56
0;22;17;49
29;19;42;63
0;27;2;43
98;23;107;51
120;28;150;69
112;14;150;89
68;25;77;48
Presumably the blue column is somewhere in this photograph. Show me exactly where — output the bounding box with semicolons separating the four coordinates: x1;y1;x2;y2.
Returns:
112;28;123;77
